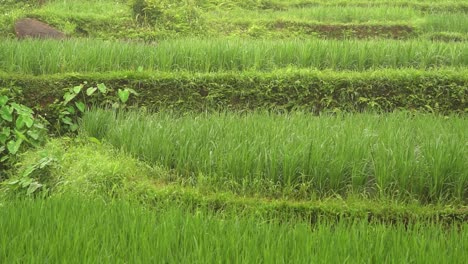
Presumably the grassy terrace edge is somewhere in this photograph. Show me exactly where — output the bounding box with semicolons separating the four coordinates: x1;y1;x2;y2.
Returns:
139;186;468;225
1;69;466;113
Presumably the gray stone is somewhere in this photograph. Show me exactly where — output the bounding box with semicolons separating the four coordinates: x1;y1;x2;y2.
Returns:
15;18;65;39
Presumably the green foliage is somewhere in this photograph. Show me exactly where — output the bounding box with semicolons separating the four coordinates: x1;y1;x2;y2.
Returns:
4;156;55;196
132;0;205;32
82;110;468;203
3;69;466;114
2;138;159;198
1;197;467;263
3;138;466;220
47;82;137;135
0;95;47;173
2;0;467;40
0;38;466;75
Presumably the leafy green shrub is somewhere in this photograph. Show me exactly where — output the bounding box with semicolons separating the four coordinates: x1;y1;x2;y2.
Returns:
0;95;47;173
47;82;137;135
2;138;160;198
131;0;204;31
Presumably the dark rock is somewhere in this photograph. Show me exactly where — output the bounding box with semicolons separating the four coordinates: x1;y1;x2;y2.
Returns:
15;18;65;39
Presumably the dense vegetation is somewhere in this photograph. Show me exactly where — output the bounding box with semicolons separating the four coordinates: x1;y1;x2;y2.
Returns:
1;197;466;263
82;110;467;202
1;38;466;74
0;0;466;262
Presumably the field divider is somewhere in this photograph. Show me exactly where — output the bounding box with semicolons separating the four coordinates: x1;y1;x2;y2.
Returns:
1;68;466;113
134;181;468;226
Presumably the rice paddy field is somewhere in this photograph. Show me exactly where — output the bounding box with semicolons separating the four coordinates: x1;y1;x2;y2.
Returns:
1;38;467;74
0;0;467;262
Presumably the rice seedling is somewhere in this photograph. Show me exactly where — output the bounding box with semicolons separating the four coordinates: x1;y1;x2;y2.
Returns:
0;196;466;263
210;6;468;34
0;38;465;74
81;110;468;202
423;12;468;33
209;6;420;23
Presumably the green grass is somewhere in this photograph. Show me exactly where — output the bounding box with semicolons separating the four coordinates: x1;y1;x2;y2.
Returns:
268;0;468;8
423;12;468;34
4;138;466;222
208;6;420;23
1;196;466;263
82;110;468;203
209;7;468;34
0;38;466;74
38;0;129;17
2;0;467;40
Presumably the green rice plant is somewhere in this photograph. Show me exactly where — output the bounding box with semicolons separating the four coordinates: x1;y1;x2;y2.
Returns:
82;110;468;202
0;196;466;263
9;137;466;223
207;0;468;13
38;0;129;18
0;38;465;74
423;12;468;33
208;6;420;23
209;7;468;35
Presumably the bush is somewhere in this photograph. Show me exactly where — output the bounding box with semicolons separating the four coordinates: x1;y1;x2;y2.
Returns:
0;95;47;177
1;138;160;198
131;0;204;32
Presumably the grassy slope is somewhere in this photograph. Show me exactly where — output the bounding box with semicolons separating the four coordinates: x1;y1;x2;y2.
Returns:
1;0;467;40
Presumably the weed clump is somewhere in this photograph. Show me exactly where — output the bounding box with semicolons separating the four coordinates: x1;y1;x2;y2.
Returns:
131;0;204;32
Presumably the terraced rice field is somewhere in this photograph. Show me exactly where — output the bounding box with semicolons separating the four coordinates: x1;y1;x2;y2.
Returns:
0;0;466;262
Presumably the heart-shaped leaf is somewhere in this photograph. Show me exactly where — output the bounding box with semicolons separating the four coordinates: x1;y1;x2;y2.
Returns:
7;139;22;155
16;115;25;129
27;130;40;141
0;127;11;144
73;85;83;94
63;92;77;105
0;133;8;145
75;101;86;113
0;96;8;106
118;89;130;103
1;106;13;122
66;106;76;115
97;83;107;94
11;103;32;115
86;87;97;96
24;116;34;128
70;124;79;132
